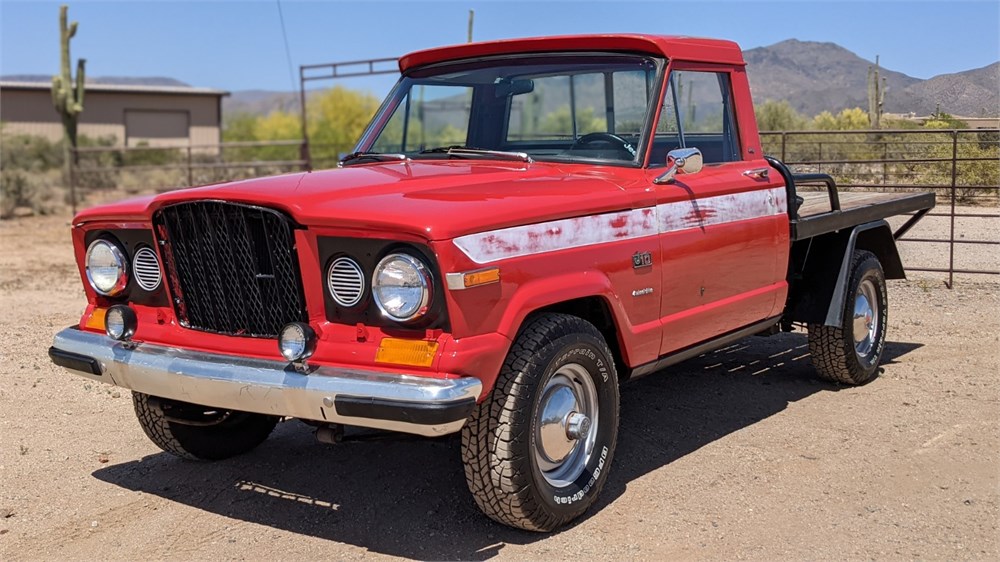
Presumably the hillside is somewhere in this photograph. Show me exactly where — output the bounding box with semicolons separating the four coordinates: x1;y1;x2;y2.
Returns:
222;89;299;116
225;41;997;120
10;39;993;119
901;62;1000;116
743;39;997;117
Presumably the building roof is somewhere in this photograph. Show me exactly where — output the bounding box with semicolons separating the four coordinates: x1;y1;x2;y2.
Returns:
0;80;229;97
399;34;745;72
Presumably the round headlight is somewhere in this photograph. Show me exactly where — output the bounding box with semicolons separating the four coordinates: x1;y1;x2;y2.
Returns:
279;322;316;362
86;239;128;296
105;305;137;341
372;253;432;322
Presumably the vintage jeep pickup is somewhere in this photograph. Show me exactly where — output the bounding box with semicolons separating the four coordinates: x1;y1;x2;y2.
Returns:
50;34;934;531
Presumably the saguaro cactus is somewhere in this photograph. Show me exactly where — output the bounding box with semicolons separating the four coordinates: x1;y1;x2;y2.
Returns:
867;55;886;129
51;4;86;197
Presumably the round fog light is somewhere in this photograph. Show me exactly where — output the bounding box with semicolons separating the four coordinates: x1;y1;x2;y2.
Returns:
279;322;316;362
106;305;137;341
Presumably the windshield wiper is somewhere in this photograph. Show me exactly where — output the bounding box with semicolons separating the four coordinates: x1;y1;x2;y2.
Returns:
340;152;408;166
418;145;533;163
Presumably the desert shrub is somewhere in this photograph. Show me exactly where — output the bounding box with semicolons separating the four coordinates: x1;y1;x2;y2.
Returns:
122;142;184;167
0;133;66;217
1;168;64;218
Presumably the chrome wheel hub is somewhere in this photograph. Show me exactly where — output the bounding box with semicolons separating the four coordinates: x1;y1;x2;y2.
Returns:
853;278;879;358
534;363;598;488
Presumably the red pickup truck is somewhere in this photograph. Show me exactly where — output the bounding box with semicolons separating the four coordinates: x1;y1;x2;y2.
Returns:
50;34;933;531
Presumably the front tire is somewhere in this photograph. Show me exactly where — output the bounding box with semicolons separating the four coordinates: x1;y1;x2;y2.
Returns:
132;392;279;461
808;250;888;385
461;313;620;532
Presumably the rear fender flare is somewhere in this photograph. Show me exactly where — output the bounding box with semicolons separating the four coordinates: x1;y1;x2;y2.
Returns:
787;220;903;327
825;220;903;326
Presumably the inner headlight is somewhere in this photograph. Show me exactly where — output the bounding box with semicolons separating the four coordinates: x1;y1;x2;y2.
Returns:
85;239;128;296
372;253;432;322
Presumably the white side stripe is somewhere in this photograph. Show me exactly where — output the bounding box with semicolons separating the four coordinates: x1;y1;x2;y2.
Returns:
453;186;786;265
453;207;658;265
658;187;786;232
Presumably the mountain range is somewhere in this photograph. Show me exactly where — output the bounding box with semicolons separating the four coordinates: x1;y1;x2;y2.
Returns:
4;40;997;118
742;39;998;117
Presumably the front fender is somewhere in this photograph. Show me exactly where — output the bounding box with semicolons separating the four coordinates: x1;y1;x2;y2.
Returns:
494;270;652;368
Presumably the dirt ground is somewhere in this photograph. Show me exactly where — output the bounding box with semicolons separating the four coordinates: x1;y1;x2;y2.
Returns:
0;210;997;561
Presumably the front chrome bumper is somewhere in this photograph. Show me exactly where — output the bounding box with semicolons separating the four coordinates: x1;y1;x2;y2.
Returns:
49;327;482;437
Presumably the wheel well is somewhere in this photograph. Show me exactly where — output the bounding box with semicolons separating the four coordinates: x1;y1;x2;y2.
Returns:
527;297;628;376
855;226;905;280
786;220;903;325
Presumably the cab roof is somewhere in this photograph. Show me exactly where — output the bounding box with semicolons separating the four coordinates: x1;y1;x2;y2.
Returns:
398;34;745;72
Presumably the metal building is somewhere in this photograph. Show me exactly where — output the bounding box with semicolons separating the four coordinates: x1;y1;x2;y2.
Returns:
0;81;228;148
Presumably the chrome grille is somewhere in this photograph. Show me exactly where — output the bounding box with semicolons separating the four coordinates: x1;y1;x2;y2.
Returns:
154;201;307;338
132;247;162;291
327;256;365;307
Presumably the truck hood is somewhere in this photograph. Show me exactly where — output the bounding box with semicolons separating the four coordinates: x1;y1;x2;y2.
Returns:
74;160;639;240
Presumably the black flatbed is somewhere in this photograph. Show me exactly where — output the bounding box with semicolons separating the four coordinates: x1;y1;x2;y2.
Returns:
792;190;937;241
764;158;937;242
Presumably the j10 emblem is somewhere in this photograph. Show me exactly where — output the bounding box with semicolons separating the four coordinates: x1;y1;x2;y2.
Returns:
632;251;652;269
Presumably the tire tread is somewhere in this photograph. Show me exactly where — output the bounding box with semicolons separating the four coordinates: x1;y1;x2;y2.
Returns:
132;392;277;461
461;313;618;531
807;250;886;385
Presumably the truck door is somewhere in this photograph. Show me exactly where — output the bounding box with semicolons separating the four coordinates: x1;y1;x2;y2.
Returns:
649;65;789;355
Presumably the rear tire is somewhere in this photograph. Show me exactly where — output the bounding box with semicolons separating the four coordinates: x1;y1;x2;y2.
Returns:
461;313;620;532
132;392;278;461
808;250;888;385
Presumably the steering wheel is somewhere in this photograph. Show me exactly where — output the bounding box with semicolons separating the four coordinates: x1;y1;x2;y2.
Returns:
567;132;637;160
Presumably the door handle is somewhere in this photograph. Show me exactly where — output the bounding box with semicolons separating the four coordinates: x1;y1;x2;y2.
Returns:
742;168;770;179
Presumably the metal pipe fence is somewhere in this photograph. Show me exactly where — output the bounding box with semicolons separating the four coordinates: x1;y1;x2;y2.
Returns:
68;138;351;207
760;129;999;287
66;129;998;287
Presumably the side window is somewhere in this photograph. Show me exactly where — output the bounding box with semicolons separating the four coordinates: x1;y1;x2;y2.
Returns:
655;70;740;164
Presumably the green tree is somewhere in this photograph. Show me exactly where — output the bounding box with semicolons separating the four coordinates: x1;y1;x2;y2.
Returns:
538;105;605;137
922;111;969;129
813;108;870;130
222;113;259;142
221;86;382;164
308;86;382;162
754;100;808;131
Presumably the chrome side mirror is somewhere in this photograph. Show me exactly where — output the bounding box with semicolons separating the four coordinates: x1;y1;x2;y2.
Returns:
653;147;704;184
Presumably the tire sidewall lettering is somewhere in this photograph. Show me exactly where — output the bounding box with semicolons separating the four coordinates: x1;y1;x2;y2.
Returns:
533;339;617;511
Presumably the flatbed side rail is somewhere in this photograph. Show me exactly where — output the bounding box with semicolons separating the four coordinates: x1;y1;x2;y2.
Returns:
791;173;840;212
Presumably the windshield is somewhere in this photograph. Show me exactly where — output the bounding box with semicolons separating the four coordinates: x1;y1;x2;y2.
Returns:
353;53;662;165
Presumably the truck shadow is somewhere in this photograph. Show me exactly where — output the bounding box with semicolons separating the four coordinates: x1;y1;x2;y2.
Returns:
92;333;920;559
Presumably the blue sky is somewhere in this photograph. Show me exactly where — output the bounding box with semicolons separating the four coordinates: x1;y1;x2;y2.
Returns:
2;0;998;97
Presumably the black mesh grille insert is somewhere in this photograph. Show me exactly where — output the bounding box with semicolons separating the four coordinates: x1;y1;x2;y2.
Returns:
154;201;307;338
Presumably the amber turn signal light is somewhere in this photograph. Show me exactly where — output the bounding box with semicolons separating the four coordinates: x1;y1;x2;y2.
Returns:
446;267;500;290
375;338;439;368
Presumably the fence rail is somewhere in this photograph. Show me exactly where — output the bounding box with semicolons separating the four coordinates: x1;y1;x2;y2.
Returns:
760;129;998;287
61;128;998;287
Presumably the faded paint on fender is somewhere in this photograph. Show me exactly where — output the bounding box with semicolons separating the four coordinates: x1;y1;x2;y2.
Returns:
659;187;786;232
453;207;658;265
454;187;787;264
